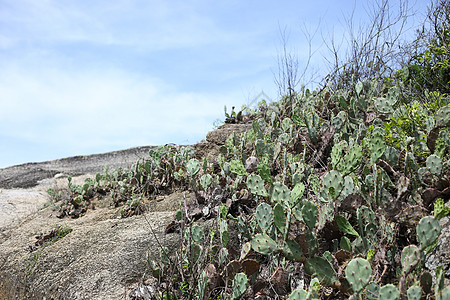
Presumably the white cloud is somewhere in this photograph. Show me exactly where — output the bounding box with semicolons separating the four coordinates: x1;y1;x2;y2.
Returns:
0;0;253;51
0;66;239;155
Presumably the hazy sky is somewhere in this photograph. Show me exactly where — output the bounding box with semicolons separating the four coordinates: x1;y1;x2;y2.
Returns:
0;0;428;168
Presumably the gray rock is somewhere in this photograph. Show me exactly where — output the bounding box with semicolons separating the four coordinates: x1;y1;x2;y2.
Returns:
0;203;180;299
206;123;252;146
0;146;184;300
0;146;155;189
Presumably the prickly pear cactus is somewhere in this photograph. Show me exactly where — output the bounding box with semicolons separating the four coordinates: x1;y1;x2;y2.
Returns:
257;161;272;183
374;87;398;114
332;142;363;176
322;170;344;200
251;233;278;255
255;202;273;233
342;145;363;175
407;285;422;300
367;127;386;163
191;224;204;243
435;105;450;127
302;200;318;230
282;239;303;261
232;272;248;299
426;154;443;176
437;286;450;300
186;158;201;177
304;256;337;285
379;284;400;300
345;258;372;294
290;182;305;208
230;159;248;176
401;245;420;275
246;174;268;197
416;216;441;250
273;203;287;235
199;174;213;190
269;182;291;204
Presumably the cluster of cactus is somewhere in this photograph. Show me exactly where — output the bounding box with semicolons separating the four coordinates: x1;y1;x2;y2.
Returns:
53;74;450;299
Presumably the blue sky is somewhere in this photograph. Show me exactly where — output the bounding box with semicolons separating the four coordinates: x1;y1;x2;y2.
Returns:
0;0;429;168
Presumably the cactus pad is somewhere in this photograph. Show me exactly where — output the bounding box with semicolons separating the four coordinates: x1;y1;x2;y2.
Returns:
255;202;273;233
407;285;422;300
416;216;441;250
246;174;268;197
322;170;344;200
251;233;278;255
273;203;287;235
426;154;443;176
269;182;291;204
302;200;318;229
345;258;372;294
282;239;304;261
379;284;400;300
186;158;201;177
401;245;420;275
232;272;248;299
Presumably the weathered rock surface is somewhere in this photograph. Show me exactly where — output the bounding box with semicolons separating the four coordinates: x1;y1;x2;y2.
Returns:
0;146;184;300
0;146;154;189
206;123;252;146
0;203;179;299
0;124;254;300
195;123;252;162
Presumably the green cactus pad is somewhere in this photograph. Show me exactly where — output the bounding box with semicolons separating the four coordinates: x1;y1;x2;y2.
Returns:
345;258;372;294
269;182;291;204
290;182;305;208
357;206;377;226
401;245;420;275
416;216;441;250
232;272;248;299
230;159;248;176
246;174;268;197
191;224;204;243
426;154;443;175
340;236;352;251
407;285;422;300
273;203;287;235
438;286;450;300
251;233;278;255
305;256;338;285
257;161;272;183
322;170;344;200
342;145;363;175
302;200;318;229
306;230;319;256
336;215;359;236
199;174;213;190
379;284;400;300
255;202;273;233
435;105;450;127
186;158;201;177
281;117;293;132
368;127;386;163
282;239;304;261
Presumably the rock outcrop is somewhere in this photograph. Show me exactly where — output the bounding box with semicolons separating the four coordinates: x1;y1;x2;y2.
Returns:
0;124;252;299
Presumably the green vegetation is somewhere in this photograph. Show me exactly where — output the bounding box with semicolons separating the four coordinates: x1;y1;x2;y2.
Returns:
47;1;450;299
